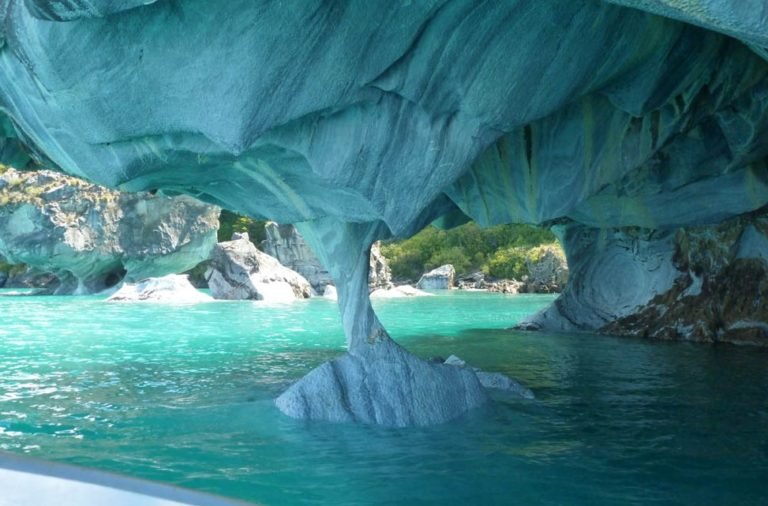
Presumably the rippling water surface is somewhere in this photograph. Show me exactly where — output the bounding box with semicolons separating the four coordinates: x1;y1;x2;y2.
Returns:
1;290;767;505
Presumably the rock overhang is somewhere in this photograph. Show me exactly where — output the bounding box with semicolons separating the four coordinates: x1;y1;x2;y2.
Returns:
0;0;765;238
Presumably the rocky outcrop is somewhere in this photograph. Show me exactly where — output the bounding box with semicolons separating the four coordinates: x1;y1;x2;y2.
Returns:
0;168;219;294
276;220;484;426
1;1;768;423
417;264;456;290
276;340;487;427
0;266;57;290
457;272;487;290
263;221;392;293
262;222;333;293
487;280;524;295
108;274;213;303
603;214;768;345
368;242;393;291
0;255;56;290
522;245;569;293
463;246;569;293
524;213;768;345
205;234;311;302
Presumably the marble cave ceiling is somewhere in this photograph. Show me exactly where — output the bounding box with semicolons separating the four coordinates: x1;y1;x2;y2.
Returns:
0;0;766;239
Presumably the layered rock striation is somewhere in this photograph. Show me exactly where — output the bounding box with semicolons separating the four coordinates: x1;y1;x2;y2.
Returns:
262;222;334;293
0;168;219;294
0;1;766;423
524;214;768;344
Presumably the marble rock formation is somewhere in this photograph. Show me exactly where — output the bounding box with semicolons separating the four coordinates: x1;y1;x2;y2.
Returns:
205;234;312;302
526;214;768;345
417;264;456;290
263;221;392;293
0;1;767;424
0;168;218;294
262;222;334;293
523;215;768;345
108;274;213;303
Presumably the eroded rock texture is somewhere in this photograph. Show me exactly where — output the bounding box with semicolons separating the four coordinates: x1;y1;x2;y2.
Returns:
0;0;767;423
205;234;312;302
263;222;334;293
525;213;768;344
0;168;219;294
263;222;392;293
603;214;768;345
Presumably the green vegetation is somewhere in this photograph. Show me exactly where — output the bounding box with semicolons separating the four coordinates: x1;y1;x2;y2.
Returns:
380;222;560;281
0;260;26;276
217;210;268;244
485;243;565;280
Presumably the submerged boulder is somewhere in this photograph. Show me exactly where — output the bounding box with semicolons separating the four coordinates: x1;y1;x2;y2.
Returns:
0;169;219;294
277;340;487;427
108;274;213;303
443;355;535;399
417;265;456;290
205;234;311;302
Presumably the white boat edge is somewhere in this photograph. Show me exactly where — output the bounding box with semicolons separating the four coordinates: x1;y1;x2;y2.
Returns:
0;451;259;506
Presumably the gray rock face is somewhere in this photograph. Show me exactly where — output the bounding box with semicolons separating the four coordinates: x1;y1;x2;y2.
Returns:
262;222;333;293
527;225;680;331
205;236;311;302
263;221;392;293
417;264;456;290
0;1;767;423
368;242;393;291
0;169;219;294
525;216;768;345
276;339;487;427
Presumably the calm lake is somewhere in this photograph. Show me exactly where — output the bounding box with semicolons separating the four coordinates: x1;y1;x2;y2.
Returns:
0;290;766;505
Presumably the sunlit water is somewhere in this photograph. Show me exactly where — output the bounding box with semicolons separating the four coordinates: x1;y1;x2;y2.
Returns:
1;290;767;505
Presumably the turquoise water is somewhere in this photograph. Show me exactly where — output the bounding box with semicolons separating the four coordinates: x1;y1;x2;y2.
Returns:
1;290;767;505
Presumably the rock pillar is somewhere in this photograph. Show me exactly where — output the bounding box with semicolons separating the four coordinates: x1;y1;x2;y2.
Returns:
275;218;487;426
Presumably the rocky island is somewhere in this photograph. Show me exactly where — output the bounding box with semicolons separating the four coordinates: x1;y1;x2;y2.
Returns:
0;167;219;294
0;0;765;425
